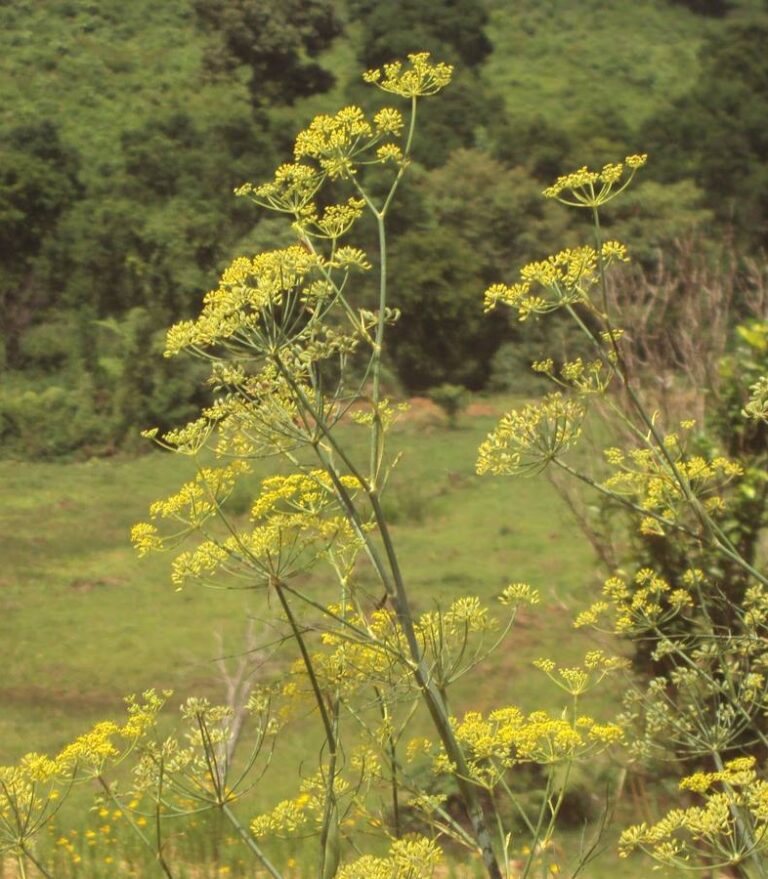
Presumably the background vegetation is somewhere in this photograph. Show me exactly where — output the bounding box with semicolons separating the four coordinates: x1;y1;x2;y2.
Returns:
3;0;767;456
2;1;768;876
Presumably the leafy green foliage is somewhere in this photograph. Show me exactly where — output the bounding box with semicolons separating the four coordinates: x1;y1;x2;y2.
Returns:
0;121;80;367
667;0;733;15
348;0;492;69
483;0;707;133
388;225;498;390
192;0;342;105
387;149;571;390
428;383;469;428
642;13;768;244
0;309;206;458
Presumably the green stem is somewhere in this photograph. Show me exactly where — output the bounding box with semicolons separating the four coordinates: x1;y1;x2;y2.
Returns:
19;846;54;879
521;769;555;879
273;579;339;879
98;781;148;845
381;96;417;217
273;579;335;754
366;96;417;489
153;761;178;879
585;209;767;590
275;371;502;878
375;693;401;838
711;752;768;879
221;803;284;879
369;211;388;488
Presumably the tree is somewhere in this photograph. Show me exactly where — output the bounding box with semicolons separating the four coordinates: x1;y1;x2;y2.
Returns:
388;225;504;390
347;0;492;70
642;14;768;245
387;149;572;390
192;0;342;106
57;108;277;320
0;121;81;367
666;0;733;15
423;149;571;280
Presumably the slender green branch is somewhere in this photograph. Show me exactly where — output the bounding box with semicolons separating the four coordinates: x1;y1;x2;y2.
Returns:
274;359;503;879
97;775;154;856
272;579;340;879
221;803;284;879
153;764;177;879
19;846;53;879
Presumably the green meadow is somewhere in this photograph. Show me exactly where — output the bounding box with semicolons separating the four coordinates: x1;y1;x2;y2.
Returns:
1;399;664;876
0;400;602;764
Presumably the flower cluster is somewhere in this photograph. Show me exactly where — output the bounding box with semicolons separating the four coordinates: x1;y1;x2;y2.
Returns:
294;106;373;178
250;762;370;840
534;356;612;396
743;375;768;422
302;593;510;700
574;567;699;633
601;431;743;536
533;650;629;696
164;246;321;357
484;242;629;319
363;52;453;97
431;706;623;786
336;836;443;879
137;468;365;591
118;692;279;832
0;691;167;858
289;104;407;180
476;393;585;477
236;162;321;215
543;155;647;207
620;757;768;869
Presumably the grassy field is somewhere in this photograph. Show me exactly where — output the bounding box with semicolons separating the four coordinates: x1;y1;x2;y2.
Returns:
0;397;676;876
0;399;603;759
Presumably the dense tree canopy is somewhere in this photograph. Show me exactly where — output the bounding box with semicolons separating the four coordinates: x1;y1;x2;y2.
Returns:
192;0;342;105
642;14;768;244
0;122;81;367
348;0;492;69
1;0;766;456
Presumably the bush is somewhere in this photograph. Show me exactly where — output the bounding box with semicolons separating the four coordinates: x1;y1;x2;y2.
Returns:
428;382;469;428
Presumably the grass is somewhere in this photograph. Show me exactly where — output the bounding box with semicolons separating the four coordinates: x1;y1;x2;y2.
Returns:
0;400;602;759
0;397;667;876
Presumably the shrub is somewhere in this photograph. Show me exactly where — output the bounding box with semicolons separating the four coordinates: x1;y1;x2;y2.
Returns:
428;383;468;428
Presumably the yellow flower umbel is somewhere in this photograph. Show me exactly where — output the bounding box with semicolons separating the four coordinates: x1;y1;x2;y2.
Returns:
483;241;629;320
363;52;453;97
600;425;743;537
236;162;322;214
543;154;647;208
435;705;622;787
620;756;768;871
477;393;585;477
335;836;443;879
